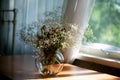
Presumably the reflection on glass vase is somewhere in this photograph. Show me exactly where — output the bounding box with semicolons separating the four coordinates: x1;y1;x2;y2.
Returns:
35;51;64;77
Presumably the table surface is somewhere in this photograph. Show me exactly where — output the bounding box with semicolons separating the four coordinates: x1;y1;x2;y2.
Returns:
0;55;120;80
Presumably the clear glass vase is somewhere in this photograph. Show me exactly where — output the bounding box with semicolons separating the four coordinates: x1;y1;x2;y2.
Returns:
35;51;64;77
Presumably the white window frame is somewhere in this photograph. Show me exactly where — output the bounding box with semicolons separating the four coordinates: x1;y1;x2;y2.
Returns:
76;0;120;68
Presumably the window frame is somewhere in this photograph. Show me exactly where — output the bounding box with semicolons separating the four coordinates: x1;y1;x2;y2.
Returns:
77;0;120;68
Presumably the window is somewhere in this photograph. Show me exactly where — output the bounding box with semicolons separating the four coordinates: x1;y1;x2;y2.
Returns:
80;0;120;61
90;0;120;47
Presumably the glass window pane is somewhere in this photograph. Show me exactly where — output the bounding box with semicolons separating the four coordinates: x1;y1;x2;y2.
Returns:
89;0;120;47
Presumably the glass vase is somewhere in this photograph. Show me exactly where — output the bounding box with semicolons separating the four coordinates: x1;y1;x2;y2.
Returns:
35;51;64;77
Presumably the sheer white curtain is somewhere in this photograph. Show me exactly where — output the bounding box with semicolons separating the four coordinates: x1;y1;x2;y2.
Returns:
0;0;94;60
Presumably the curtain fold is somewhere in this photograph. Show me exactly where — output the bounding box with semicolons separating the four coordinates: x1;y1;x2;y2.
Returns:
63;0;95;63
0;0;14;55
64;0;94;46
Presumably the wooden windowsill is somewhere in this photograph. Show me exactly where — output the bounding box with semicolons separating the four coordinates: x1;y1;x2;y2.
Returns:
76;53;120;69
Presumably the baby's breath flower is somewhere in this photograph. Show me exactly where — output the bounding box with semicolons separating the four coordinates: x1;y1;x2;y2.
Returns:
19;11;80;56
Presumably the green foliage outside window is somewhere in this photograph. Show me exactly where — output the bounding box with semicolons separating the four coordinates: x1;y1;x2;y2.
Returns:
89;0;120;47
83;26;96;43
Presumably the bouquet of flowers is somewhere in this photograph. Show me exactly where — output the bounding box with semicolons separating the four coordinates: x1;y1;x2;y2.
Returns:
20;11;79;58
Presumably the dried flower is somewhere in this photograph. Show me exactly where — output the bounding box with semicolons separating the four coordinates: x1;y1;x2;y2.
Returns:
19;11;80;57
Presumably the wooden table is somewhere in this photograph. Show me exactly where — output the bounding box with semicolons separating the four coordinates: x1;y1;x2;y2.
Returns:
0;55;120;80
